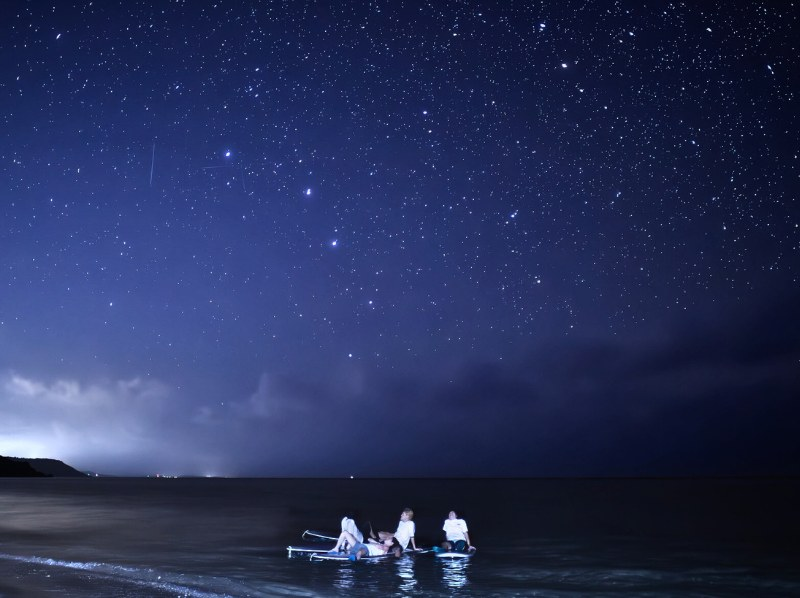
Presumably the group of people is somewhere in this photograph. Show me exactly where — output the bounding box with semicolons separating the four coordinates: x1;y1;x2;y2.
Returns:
328;508;475;561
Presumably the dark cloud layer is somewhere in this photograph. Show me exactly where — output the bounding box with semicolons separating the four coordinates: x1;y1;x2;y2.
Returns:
1;289;796;476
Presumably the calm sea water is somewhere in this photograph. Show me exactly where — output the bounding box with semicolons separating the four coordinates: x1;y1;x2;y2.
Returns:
0;478;797;597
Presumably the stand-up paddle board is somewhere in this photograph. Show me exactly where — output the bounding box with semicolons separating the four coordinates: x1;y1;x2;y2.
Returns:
287;545;333;556
310;551;395;562
433;546;476;558
301;530;337;542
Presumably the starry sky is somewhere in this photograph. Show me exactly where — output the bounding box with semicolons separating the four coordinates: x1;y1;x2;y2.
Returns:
1;1;798;477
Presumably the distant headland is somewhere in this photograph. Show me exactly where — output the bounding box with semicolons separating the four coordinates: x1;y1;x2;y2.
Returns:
0;455;87;477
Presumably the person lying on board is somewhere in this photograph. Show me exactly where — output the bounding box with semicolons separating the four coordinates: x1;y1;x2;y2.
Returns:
440;510;476;553
329;530;403;560
370;507;419;551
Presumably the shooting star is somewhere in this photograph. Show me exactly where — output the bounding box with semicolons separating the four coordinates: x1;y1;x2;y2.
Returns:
149;143;155;186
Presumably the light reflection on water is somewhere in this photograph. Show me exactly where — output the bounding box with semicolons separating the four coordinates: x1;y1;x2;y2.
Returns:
333;563;356;591
440;557;470;590
395;554;417;593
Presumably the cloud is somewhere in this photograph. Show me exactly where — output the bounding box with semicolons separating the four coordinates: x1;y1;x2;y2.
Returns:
0;367;374;476
230;372;314;420
2;290;796;477
415;293;800;476
0;373;170;468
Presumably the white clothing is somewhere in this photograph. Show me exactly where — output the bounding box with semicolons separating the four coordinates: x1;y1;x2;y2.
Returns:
341;517;363;543
443;518;469;543
394;519;415;549
366;543;385;556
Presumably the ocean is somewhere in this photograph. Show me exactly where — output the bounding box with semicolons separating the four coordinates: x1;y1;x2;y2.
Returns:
0;477;797;597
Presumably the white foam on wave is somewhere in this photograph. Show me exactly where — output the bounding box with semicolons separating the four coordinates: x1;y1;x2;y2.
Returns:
0;552;232;597
0;552;320;597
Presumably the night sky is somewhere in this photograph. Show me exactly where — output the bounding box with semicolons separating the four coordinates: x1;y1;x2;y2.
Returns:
1;1;798;477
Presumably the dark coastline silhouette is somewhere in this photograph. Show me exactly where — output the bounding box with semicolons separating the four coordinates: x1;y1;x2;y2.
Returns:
0;455;86;477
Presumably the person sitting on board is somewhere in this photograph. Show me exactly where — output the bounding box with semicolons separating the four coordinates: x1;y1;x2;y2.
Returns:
329;530;402;560
339;513;363;551
370;507;418;551
440;510;475;553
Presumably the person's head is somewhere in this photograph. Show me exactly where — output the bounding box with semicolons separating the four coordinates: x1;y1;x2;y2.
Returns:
401;508;414;521
448;511;458;520
388;537;403;557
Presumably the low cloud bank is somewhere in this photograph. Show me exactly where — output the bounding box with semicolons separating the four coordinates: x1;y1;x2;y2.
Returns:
2;293;797;476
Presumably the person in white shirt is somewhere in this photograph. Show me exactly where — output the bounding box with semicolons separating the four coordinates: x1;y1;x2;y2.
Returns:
372;508;418;551
441;510;475;552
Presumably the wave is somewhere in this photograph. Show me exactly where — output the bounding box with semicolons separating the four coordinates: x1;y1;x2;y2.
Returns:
0;552;316;598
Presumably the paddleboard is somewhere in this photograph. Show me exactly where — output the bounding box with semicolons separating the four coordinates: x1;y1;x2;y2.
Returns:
310;551;394;562
302;530;337;542
435;551;474;559
287;545;332;556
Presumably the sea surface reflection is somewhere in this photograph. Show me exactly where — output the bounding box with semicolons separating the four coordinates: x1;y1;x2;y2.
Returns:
333;562;356;590
440;557;470;590
395;554;417;593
